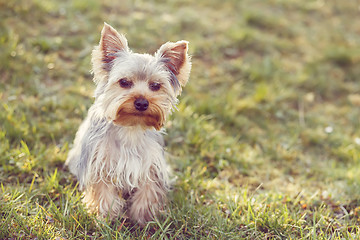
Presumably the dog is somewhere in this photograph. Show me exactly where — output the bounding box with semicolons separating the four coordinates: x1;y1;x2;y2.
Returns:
65;22;191;225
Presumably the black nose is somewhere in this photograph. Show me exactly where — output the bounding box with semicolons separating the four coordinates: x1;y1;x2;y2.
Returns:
134;98;149;111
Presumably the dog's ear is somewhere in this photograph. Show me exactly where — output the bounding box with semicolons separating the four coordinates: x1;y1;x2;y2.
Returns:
156;41;191;93
92;23;129;80
99;23;129;70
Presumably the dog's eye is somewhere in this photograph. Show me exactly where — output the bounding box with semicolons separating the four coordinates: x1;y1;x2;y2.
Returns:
119;78;133;89
149;82;161;91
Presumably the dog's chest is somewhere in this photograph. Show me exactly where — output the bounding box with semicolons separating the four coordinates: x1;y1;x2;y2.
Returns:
108;126;164;162
100;126;166;188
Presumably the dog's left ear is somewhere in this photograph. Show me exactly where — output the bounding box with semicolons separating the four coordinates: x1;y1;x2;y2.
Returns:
156;41;191;94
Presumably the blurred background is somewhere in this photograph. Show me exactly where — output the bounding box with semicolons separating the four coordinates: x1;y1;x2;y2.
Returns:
1;0;360;238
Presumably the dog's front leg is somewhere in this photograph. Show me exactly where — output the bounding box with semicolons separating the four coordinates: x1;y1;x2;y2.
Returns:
128;177;167;226
83;181;125;220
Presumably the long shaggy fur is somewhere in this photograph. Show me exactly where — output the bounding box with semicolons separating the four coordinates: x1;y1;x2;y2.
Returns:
65;22;191;225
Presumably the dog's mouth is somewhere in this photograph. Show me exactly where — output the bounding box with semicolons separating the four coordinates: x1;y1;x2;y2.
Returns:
113;110;162;130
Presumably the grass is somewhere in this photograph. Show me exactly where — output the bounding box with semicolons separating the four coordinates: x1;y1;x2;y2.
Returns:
1;0;360;239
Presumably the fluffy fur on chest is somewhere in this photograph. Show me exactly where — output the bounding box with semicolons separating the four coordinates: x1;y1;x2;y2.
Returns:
67;108;169;192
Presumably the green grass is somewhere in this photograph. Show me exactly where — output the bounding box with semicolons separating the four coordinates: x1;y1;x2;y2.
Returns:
1;0;360;239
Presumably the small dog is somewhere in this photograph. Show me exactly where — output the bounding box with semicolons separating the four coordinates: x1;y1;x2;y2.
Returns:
66;23;191;225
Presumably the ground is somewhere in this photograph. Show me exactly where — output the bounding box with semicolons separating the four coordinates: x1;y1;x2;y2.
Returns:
1;0;360;239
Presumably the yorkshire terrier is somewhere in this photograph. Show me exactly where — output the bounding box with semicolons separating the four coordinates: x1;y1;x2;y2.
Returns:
66;23;191;225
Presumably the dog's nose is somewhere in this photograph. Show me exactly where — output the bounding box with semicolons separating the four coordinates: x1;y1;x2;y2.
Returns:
134;98;149;111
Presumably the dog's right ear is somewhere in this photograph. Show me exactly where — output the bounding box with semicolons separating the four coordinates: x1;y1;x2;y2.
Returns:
92;23;128;82
99;23;129;69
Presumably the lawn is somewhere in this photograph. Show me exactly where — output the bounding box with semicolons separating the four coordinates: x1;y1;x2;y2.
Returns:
1;0;360;239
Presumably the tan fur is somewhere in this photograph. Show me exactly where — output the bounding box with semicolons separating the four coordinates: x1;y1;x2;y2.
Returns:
114;94;165;130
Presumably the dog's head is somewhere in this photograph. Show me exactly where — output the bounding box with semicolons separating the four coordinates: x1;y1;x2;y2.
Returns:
91;23;191;130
